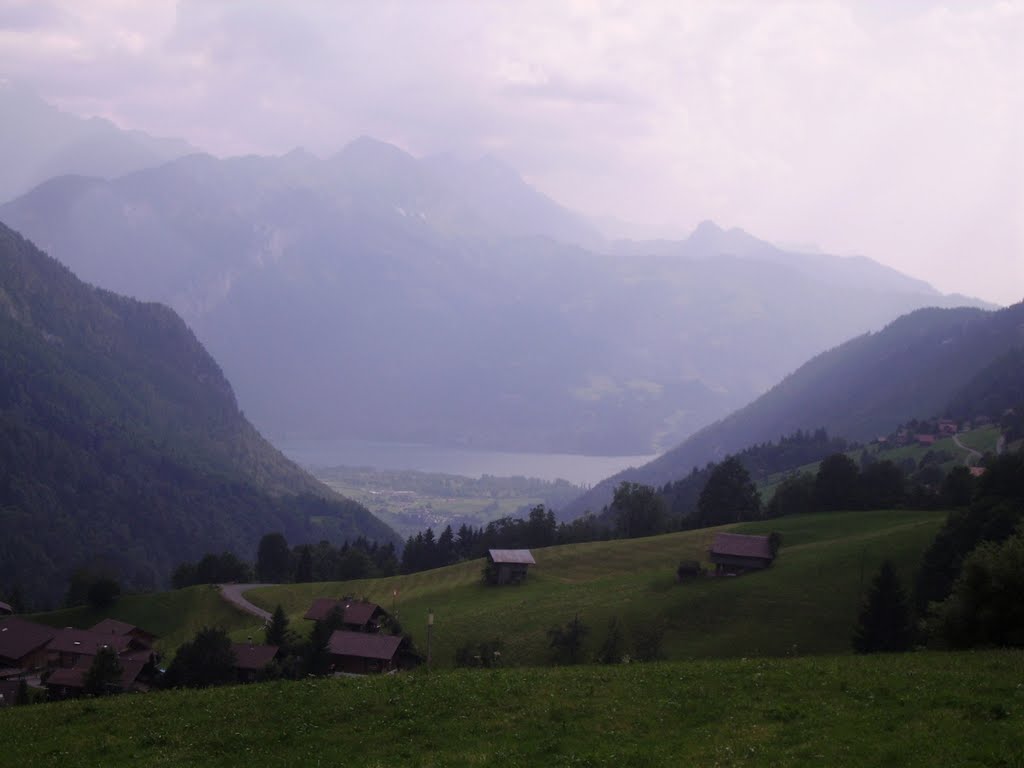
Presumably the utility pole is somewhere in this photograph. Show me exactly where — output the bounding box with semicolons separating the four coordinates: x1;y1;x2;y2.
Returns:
427;608;434;670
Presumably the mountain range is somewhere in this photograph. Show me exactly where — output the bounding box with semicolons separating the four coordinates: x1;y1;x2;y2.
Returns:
0;137;991;456
0;222;395;607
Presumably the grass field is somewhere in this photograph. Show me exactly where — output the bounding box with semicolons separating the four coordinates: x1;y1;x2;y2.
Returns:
245;509;944;667
3;650;1021;767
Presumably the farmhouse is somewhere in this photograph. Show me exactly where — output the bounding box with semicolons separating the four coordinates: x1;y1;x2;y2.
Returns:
708;533;776;574
90;618;157;650
47;628;133;668
230;642;279;682
304;598;387;632
44;654;150;700
485;549;536;585
327;630;402;674
0;617;56;670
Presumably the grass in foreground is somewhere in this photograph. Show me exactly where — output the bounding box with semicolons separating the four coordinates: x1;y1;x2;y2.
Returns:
2;651;1021;767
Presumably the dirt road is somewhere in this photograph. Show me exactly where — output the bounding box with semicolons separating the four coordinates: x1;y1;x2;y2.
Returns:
218;583;273;623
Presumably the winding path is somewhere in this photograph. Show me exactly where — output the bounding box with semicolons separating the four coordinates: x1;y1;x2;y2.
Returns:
952;433;983;466
218;583;273;623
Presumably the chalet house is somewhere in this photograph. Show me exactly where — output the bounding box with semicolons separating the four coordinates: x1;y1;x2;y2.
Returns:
90;619;157;650
485;549;536;585
44;654;150;700
304;598;386;632
0;617;56;670
230;642;279;683
708;533;776;574
916;434;936;446
327;630;401;675
47;628;133;668
938;419;958;435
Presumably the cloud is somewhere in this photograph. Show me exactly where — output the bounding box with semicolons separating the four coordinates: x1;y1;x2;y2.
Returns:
0;0;1020;304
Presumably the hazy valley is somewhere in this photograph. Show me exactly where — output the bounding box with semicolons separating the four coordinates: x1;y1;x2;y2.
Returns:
1;10;1022;762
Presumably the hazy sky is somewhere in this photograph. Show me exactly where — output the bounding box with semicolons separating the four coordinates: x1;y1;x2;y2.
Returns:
1;0;1021;305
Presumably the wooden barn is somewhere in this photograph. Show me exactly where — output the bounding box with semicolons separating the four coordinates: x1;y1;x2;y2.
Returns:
708;533;776;574
230;642;279;683
485;549;536;585
327;630;402;675
303;598;386;632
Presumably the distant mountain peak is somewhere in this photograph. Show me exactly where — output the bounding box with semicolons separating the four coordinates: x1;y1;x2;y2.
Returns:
691;219;724;237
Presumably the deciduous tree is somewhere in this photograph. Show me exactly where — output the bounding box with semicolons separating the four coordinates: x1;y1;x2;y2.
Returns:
612;482;667;538
697;456;762;526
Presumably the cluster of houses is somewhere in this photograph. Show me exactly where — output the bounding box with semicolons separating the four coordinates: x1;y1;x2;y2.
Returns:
303;597;405;674
0;616;160;703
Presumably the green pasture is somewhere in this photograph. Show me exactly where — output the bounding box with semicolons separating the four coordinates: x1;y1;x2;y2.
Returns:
246;509;944;667
3;651;1021;767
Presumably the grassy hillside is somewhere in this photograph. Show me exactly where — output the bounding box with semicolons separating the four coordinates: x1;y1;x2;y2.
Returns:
4;651;1021;767
247;509;944;666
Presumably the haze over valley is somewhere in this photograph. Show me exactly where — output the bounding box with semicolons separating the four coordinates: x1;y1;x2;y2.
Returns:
2;6;1023;762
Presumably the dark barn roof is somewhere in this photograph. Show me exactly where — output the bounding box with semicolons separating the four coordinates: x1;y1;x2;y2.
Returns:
90;618;137;636
709;533;774;560
0;617;56;663
488;549;536;565
48;628;132;656
230;643;279;671
304;598;382;626
46;657;146;690
328;630;401;661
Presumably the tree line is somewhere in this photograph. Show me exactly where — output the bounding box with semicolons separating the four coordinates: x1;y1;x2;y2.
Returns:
171;532;399;588
852;449;1024;653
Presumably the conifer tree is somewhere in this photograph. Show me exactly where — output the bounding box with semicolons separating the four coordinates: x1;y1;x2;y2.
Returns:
852;560;913;653
265;604;291;650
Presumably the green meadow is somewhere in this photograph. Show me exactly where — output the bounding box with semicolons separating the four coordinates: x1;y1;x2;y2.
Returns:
3;651;1021;767
246;509;944;666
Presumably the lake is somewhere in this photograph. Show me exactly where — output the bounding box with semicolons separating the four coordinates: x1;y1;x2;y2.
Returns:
277;438;659;487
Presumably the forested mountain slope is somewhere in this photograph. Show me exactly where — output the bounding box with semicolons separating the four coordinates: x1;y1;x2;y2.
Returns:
564;301;1024;517
0;223;396;606
0;141;987;454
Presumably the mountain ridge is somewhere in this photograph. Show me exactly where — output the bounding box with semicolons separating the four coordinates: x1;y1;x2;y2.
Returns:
562;301;1024;517
0;138;991;456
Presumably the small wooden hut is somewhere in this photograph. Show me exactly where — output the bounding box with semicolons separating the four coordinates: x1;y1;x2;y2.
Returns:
485;549;536;585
